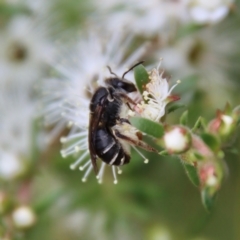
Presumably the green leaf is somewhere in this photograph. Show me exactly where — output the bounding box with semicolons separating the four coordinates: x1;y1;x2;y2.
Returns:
233;105;240;125
134;64;149;93
201;188;216;212
167;103;185;114
200;133;220;152
182;163;200;187
192;116;207;132
180;110;188;126
130;117;164;138
159;150;169;156
224;102;232;115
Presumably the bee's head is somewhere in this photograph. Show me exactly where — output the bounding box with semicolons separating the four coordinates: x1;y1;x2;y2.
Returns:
106;78;137;93
106;61;144;93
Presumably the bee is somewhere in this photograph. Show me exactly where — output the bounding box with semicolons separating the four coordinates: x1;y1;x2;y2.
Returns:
89;62;157;174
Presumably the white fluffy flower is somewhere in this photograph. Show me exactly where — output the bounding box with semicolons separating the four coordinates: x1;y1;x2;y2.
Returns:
0;88;35;157
136;61;180;122
0;15;53;89
42;29;149;183
158;20;239;106
0;87;37;182
0;151;25;181
92;0;189;36
188;0;234;24
0;13;53;181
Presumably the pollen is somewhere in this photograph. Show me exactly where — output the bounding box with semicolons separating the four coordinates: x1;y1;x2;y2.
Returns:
74;146;81;152
60;150;67;158
60;137;66;143
128;110;135;116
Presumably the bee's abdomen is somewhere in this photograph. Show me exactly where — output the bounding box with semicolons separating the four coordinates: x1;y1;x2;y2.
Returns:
94;128;130;166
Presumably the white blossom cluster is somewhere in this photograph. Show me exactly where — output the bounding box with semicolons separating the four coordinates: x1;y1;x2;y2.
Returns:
0;4;53;181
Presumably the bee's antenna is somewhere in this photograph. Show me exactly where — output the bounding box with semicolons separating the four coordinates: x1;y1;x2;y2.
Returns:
107;66;118;77
122;61;145;79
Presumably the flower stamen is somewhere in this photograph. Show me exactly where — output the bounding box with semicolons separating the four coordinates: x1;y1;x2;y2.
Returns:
112;166;118;184
79;160;91;171
96;162;106;184
81;163;93;182
132;146;149;164
70;151;89;170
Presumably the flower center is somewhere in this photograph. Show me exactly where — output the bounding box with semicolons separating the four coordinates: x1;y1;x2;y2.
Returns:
7;41;28;63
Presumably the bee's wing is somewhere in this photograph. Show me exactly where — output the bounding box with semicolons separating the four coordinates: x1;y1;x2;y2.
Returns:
88;104;104;174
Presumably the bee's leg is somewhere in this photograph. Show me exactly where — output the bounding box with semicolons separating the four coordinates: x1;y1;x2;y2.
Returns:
117;93;137;106
114;129;158;153
117;117;131;124
126;102;133;110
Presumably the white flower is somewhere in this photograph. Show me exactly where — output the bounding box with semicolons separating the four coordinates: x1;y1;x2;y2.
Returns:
158;20;240;106
42;29;149;183
188;0;234;24
40;29;147;142
136;61;180;122
0;88;35;159
12;206;36;229
0;14;53;181
91;0;189;36
0;88;37;182
0;151;25;181
0;15;53;89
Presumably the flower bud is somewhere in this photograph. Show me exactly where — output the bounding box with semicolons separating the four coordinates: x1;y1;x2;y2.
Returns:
12;206;36;229
198;161;222;189
163;126;192;154
208;110;236;139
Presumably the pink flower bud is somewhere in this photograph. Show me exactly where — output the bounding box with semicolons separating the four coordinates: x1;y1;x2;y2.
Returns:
208;110;235;138
198;161;222;189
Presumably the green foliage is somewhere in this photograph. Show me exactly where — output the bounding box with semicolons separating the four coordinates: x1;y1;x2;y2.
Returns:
134;64;149;93
180;110;188;126
200;133;220;153
167;103;185;114
192;116;207;132
182;162;200;187
130;117;164;138
201;188;216;212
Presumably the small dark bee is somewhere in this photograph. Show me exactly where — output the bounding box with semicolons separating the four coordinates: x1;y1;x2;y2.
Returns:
89;62;157;174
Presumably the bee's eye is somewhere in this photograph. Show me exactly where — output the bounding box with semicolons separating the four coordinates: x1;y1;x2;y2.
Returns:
107;78;136;93
120;81;136;93
117;81;123;87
